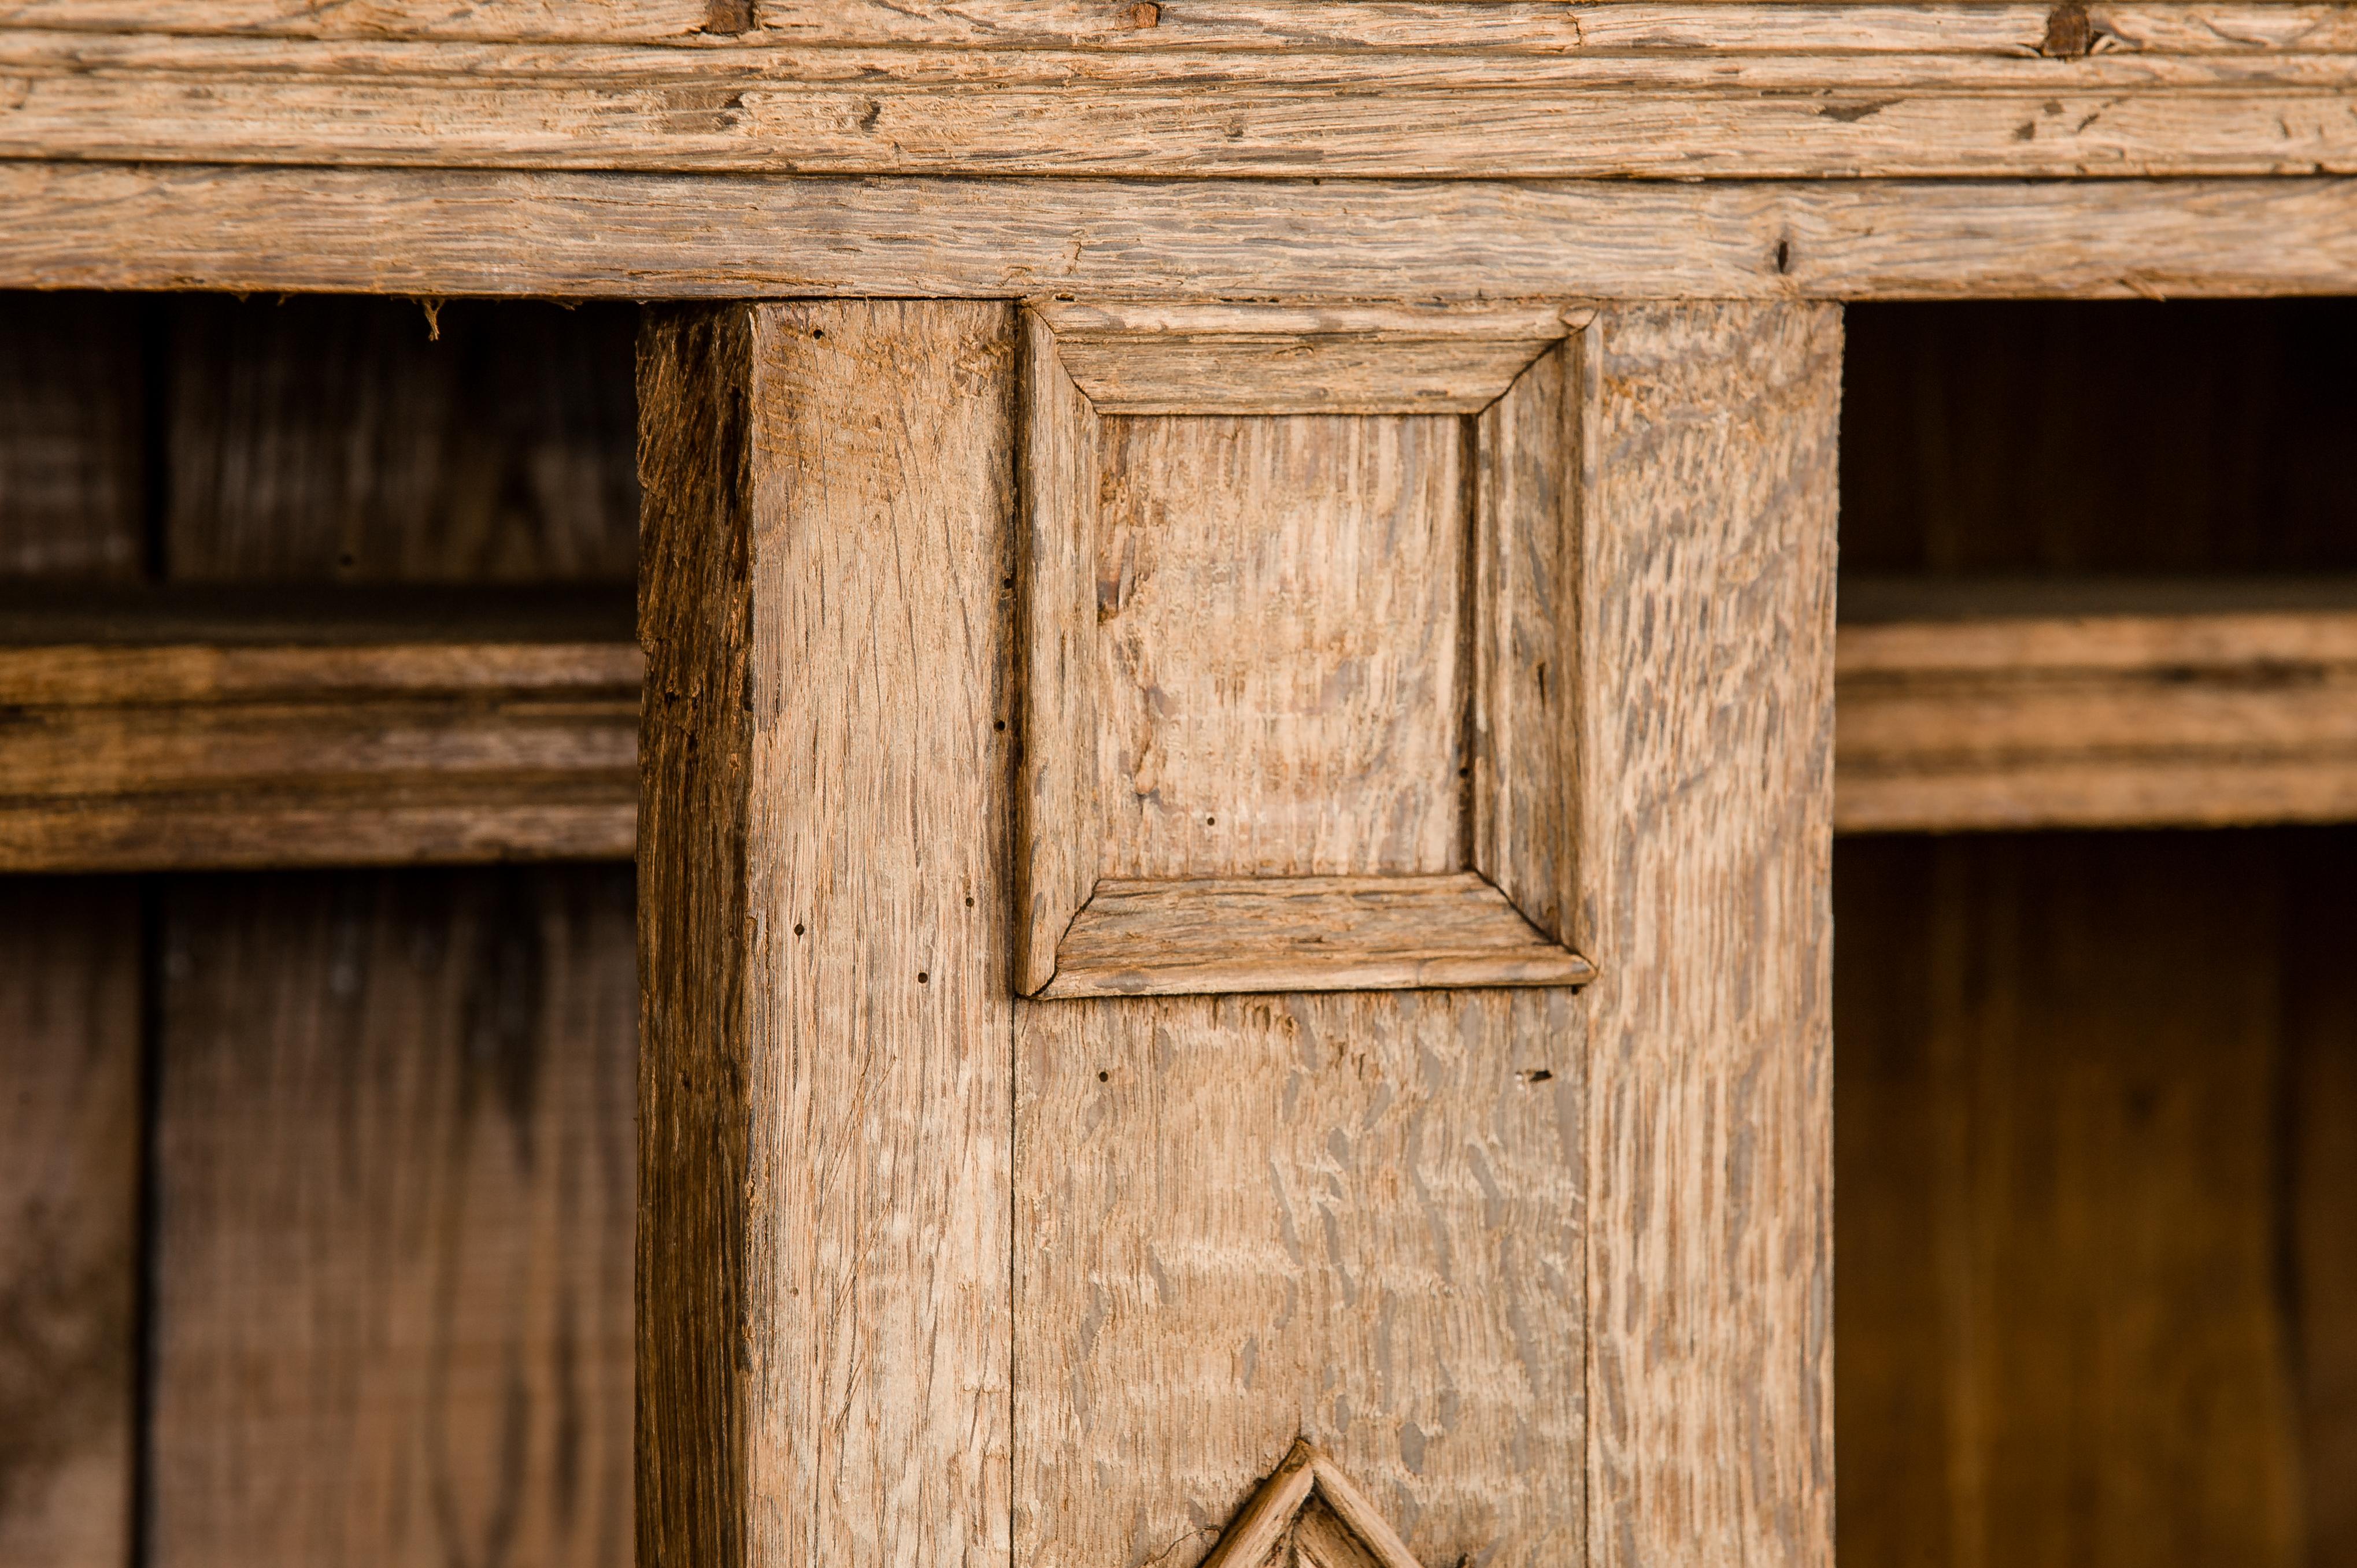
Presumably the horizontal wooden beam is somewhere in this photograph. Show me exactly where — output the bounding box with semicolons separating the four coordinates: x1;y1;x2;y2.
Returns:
5;164;2357;303
9;580;2356;872
0;591;639;872
2;21;2354;179
1836;579;2357;833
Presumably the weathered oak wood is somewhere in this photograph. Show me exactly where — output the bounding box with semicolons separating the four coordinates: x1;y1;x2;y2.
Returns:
3;27;2355;179
1578;303;1840;1567
0;593;640;872
1836;579;2357;832
0;880;138;1568
148;866;637;1568
1042;873;1599;999
637;300;1016;1568
6;165;2357;303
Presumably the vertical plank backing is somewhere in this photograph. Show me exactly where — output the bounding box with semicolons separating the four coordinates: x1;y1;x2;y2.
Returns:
1579;302;1841;1567
0;878;139;1568
638;300;1016;1568
147;867;638;1568
1094;413;1464;881
1832;833;2306;1568
0;292;146;580
166;296;639;583
2289;828;2357;1565
1016;986;1586;1567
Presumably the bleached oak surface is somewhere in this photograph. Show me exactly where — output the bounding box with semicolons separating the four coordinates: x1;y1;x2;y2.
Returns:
5;166;2357;301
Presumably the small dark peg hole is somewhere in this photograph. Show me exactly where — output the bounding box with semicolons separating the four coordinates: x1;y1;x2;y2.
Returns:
1098;1070;1109;1082
811;328;824;338
1205;815;1216;826
1521;1068;1555;1084
994;720;1006;732
1458;766;1470;778
917;971;930;984
793;923;805;936
1002;576;1015;590
965;896;975;907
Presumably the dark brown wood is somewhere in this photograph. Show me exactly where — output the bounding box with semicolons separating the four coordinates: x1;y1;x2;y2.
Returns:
147;866;637;1568
0;291;146;581
0;878;140;1568
0;590;639;872
166;295;639;584
1833;831;2345;1568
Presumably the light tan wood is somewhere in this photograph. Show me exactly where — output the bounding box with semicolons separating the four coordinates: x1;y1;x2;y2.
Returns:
6;2;2357;55
637;300;1016;1568
1094;413;1465;880
148;866;637;1568
1200;1440;1425;1568
1019;305;1592;998
3;27;2355;179
8;165;2357;302
1042;873;1599;998
1015;984;1587;1566
0;881;137;1568
0;595;639;872
1578;303;1840;1566
1041;302;1569;415
1836;579;2357;832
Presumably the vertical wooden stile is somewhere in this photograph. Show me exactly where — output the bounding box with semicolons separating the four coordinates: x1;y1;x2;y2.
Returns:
637;301;1018;1568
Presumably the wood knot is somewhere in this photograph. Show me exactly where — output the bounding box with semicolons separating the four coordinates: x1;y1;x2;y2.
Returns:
2039;0;2097;59
701;0;755;35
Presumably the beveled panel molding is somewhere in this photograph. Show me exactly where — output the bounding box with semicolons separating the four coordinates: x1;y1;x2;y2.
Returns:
1016;300;1598;998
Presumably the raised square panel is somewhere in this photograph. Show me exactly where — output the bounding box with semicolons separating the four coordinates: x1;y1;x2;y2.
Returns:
1017;302;1597;998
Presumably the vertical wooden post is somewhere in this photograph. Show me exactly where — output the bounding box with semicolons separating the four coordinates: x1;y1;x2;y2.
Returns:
636;302;1017;1568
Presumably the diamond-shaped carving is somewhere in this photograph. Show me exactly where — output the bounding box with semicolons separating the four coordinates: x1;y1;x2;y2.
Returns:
1201;1441;1424;1568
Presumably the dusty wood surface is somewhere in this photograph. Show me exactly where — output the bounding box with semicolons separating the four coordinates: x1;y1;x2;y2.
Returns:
7;165;2357;302
147;866;637;1568
1836;579;2357;832
2;23;2355;179
1577;303;1839;1567
0;593;641;871
637;301;1016;1568
0;880;139;1568
1015;985;1586;1566
1833;831;2355;1567
1043;873;1598;998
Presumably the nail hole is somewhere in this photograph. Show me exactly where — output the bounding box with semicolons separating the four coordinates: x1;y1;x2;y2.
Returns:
1205;815;1216;826
994;720;1006;731
917;971;930;984
1521;1068;1554;1084
1098;1070;1109;1082
964;895;975;907
811;328;824;338
793;923;805;936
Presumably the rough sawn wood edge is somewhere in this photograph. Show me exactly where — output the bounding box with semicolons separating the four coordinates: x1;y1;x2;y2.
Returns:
1199;1439;1427;1568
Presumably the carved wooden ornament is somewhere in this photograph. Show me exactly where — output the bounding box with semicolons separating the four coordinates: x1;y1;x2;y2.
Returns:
1201;1441;1426;1568
1016;301;1601;998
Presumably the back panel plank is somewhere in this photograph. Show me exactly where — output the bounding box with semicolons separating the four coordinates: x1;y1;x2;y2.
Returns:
147;868;637;1568
0;878;139;1568
0;292;145;580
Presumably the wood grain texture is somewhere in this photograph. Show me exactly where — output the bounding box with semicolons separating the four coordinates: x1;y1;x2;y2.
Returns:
1042;873;1597;999
0;594;640;871
1836;579;2357;832
1015;984;1586;1567
0;878;138;1568
6;2;2357;55
1833;833;2310;1568
147;866;637;1568
1096;413;1465;883
1017;309;1103;996
0;291;145;581
1470;336;1584;944
4;28;2357;178
1040;304;1567;416
1577;303;1839;1567
165;296;639;584
638;301;1016;1568
8;166;2357;303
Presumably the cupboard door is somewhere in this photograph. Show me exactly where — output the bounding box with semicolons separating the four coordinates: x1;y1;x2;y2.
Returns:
637;298;1837;1568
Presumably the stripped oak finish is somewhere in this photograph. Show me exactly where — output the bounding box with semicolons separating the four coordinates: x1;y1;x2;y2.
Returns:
637;300;1017;1568
6;167;2357;303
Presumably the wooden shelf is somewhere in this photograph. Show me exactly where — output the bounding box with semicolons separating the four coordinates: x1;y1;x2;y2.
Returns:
0;588;639;872
1836;577;2357;835
9;579;2356;872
